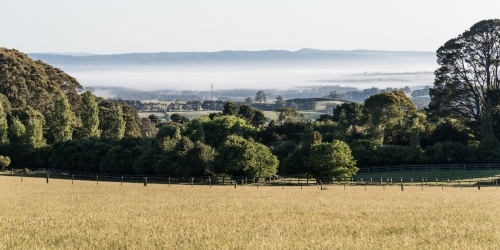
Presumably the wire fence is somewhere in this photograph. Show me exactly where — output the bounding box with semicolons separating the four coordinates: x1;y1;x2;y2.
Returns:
5;166;499;188
357;164;500;173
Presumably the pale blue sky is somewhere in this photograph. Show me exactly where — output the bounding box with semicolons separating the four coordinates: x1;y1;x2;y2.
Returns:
1;0;498;54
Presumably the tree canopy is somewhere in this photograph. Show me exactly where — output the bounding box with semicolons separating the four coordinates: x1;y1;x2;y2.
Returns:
428;19;500;132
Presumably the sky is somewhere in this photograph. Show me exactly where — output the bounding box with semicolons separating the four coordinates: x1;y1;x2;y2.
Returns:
1;0;499;54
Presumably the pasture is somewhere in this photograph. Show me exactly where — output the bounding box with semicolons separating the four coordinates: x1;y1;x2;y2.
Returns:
1;175;499;249
138;110;328;121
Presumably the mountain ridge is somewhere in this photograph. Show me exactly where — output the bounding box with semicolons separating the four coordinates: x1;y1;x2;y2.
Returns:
27;49;436;67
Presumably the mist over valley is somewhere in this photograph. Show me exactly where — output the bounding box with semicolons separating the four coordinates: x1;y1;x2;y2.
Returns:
29;49;436;100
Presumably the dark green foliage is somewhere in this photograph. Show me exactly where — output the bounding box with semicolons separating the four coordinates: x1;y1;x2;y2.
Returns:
424;141;478;164
238;104;266;127
222;101;239;116
332;102;363;126
0;95;8;145
478;105;500;162
214;135;278;177
305;140;358;178
280;147;308;175
433;120;472;143
427;19;500;137
271;140;298;164
152;137;193;176
100;145;141;174
170;113;190;124
179;142;215;176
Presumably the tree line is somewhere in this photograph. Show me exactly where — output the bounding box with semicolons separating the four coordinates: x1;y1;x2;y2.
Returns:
1;20;500;180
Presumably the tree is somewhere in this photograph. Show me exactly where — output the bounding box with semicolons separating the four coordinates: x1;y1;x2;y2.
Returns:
332;102;363;126
254;90;266;103
214;135;278;177
8;116;25;144
0;95;8;144
51;94;73;142
81;90;101;138
24;107;46;148
100;145;140;174
222;100;239;116
305;140;358;178
275;95;285;108
198;115;257;148
364;91;416;144
170;113;189;124
428;19;500;134
244;97;253;104
238;104;266;127
109;105;125;140
276;108;305;124
0;155;10;171
327;91;340;100
280;128;322;175
478;103;500;162
367;107;384;145
180;142;215;176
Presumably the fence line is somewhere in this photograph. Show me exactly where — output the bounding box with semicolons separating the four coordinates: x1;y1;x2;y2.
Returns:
10;167;497;187
357;164;500;173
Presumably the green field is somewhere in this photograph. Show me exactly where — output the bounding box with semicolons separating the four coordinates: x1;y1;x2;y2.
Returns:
1;175;500;249
355;170;500;183
315;100;344;110
138;110;328;121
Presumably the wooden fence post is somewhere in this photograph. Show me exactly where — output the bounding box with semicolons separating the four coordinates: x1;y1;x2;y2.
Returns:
46;173;49;184
121;176;123;186
21;172;23;182
144;177;147;187
72;175;74;184
478;181;481;190
96;175;99;185
400;182;404;191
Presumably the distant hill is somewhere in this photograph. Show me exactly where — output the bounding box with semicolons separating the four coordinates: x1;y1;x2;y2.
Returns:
28;49;435;68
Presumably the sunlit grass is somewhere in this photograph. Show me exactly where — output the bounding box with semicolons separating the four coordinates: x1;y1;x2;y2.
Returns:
1;175;499;249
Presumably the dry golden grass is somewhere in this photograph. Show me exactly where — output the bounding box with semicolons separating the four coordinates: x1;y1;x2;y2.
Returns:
1;175;500;249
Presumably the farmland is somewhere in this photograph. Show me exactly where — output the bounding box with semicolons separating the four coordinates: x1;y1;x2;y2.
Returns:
1;175;499;249
138;110;328;121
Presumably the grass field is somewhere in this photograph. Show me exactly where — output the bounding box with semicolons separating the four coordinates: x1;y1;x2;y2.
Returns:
355;170;500;183
138;110;327;121
1;175;500;249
